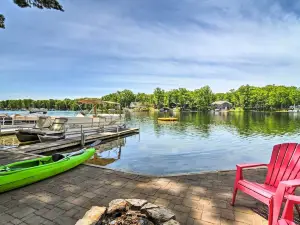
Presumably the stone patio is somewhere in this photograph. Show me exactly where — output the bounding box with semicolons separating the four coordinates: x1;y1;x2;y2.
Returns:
0;162;275;225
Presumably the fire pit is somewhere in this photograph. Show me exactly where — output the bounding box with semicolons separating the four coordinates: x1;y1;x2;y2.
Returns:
76;199;179;225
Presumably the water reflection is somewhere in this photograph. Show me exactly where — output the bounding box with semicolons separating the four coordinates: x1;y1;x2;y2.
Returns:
0;135;19;149
129;111;300;137
86;138;124;166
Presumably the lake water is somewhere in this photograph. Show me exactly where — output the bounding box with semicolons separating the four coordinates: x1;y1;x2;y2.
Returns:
1;111;300;175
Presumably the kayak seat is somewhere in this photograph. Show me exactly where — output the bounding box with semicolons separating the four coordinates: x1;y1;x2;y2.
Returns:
52;154;65;162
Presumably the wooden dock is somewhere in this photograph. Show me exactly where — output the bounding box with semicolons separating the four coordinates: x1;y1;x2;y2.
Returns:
13;128;139;155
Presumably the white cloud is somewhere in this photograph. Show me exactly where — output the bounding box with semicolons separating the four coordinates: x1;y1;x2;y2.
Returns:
0;0;300;98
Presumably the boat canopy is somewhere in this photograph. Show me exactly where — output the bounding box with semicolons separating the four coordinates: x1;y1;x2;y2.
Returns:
77;99;120;105
77;99;120;117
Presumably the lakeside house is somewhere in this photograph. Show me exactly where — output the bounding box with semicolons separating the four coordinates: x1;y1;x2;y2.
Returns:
211;100;232;110
129;102;149;111
129;102;143;109
289;105;300;112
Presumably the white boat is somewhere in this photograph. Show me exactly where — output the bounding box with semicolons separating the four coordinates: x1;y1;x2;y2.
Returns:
63;113;125;128
69;99;125;128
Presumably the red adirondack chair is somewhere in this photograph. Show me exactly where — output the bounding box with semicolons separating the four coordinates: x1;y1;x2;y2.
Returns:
231;143;300;225
277;195;300;225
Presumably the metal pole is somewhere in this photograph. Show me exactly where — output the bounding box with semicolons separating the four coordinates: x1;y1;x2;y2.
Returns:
81;125;85;147
91;118;94;128
0;123;2;136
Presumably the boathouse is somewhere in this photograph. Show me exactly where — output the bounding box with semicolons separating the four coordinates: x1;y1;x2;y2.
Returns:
211;100;232;110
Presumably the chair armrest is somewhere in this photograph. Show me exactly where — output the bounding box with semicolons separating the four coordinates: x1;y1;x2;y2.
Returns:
285;194;300;204
273;179;300;223
281;195;300;221
234;164;268;183
279;179;300;187
237;163;268;169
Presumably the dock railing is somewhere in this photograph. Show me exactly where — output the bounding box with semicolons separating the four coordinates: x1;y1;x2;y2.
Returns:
0;116;126;137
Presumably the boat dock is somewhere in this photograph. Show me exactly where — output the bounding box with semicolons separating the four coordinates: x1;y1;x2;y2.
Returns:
13;127;139;155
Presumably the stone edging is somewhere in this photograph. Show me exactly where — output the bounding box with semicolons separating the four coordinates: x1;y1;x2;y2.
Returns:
83;163;267;177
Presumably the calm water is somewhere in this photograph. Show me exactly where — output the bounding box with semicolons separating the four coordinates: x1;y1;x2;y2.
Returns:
1;111;300;175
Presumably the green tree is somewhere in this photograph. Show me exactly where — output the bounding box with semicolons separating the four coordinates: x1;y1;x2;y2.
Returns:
236;85;252;109
178;88;189;107
119;89;135;108
1;0;64;29
153;87;165;107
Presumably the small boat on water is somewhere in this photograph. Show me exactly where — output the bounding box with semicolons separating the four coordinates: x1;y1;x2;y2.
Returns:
157;117;178;121
16;117;68;143
0;148;95;193
29;108;48;114
159;107;172;112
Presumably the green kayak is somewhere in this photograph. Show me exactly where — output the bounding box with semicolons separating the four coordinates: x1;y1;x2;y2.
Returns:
0;148;95;193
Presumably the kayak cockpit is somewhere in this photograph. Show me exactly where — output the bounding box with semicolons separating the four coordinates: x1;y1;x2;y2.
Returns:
1;154;66;172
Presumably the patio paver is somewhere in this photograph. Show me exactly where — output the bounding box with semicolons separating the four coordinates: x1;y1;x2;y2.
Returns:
0;164;275;225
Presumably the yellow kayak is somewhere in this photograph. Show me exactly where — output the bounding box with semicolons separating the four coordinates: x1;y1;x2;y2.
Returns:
157;117;178;121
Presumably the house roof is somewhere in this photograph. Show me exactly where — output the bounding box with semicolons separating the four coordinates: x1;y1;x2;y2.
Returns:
211;101;232;105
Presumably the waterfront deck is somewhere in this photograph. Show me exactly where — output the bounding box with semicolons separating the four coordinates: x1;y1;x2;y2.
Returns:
0;151;273;225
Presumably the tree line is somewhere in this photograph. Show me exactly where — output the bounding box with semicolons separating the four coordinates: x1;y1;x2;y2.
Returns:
1;85;300;111
1;0;63;29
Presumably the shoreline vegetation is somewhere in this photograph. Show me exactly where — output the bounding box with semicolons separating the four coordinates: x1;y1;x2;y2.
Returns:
1;84;300;112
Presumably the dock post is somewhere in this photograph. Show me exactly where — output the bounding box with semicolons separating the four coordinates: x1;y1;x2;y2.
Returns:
81;125;85;147
0;123;1;136
92;118;94;128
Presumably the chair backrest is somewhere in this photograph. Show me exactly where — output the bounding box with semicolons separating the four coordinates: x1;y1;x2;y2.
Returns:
35;116;52;129
49;117;68;131
265;143;300;193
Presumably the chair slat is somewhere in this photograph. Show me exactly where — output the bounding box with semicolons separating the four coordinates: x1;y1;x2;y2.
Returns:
281;145;300;183
269;143;289;186
274;143;298;187
265;144;281;185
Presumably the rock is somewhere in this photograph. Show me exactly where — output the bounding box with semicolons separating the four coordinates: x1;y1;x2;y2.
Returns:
109;220;117;225
75;218;92;225
137;218;154;225
126;199;148;210
162;219;180;225
107;199;129;214
137;213;147;218
75;206;107;225
141;203;159;213
112;212;122;218
145;207;176;223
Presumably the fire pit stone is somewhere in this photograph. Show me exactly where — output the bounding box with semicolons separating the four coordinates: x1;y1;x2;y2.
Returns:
75;199;179;225
125;199;148;210
107;199;129;214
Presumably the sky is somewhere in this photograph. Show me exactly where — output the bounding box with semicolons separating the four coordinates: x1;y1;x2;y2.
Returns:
0;0;300;99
